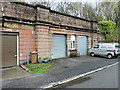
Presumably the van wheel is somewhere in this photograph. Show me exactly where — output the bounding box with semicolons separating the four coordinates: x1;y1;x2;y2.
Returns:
114;56;118;58
107;54;112;59
91;52;95;57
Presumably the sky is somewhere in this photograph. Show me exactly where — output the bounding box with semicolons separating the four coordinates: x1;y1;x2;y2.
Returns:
25;0;101;4
65;0;100;3
25;0;102;8
25;0;119;3
25;0;119;7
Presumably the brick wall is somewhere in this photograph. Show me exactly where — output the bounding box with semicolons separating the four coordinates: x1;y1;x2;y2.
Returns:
36;25;52;58
0;2;2;27
92;33;104;46
66;34;71;56
0;2;104;64
1;23;102;63
2;2;35;21
36;25;100;58
19;30;35;63
0;23;36;64
1;2;97;30
87;36;92;50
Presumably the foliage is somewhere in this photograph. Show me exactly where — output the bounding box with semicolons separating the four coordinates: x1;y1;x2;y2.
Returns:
27;0;119;41
38;57;52;63
27;0;119;24
118;1;120;44
38;57;44;61
71;2;82;17
56;1;73;15
17;0;25;2
98;21;118;42
26;63;51;74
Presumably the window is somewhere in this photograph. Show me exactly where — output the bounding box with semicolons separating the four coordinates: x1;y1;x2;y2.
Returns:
115;45;120;49
71;35;75;49
93;45;99;48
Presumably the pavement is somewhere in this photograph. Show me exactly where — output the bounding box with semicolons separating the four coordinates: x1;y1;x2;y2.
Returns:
1;55;119;89
0;66;30;81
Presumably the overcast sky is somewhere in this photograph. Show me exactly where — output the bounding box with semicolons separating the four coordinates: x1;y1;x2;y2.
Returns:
25;0;119;6
25;0;119;3
63;0;100;3
25;0;101;3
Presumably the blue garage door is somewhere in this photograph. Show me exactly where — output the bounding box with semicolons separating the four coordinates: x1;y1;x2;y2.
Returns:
51;34;66;59
78;36;87;55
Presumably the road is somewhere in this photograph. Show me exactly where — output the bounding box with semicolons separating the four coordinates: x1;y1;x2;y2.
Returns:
2;56;119;88
55;64;118;88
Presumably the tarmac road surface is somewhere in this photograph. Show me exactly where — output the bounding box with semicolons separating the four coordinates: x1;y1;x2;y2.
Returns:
56;64;118;88
2;56;119;88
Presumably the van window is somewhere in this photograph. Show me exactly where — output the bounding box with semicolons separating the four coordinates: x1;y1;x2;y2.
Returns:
115;45;120;49
93;45;99;48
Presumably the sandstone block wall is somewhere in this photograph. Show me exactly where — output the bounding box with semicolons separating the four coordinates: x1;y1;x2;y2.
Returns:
35;25;100;59
1;2;97;30
0;2;103;63
0;22;35;64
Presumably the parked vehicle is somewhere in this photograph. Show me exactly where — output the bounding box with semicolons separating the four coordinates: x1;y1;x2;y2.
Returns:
89;43;120;59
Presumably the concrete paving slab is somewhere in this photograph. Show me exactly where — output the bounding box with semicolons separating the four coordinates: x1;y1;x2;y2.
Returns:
0;66;30;81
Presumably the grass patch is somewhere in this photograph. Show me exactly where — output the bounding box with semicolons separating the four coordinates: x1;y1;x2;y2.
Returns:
26;63;51;74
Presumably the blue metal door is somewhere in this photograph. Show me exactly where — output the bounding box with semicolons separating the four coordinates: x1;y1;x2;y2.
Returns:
51;34;66;59
78;36;87;55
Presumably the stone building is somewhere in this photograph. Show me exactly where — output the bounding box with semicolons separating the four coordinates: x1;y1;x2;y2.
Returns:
0;2;103;67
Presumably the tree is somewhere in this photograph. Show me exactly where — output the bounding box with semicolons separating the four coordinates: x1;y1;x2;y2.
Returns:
113;3;118;27
56;1;73;15
70;2;83;17
98;21;118;43
26;0;56;10
118;1;120;44
82;2;96;21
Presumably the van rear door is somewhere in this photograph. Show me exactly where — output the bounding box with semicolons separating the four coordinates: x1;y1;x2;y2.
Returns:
115;44;120;54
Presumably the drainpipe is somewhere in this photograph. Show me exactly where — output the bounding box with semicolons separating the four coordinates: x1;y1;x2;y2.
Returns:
34;6;37;52
91;22;93;47
27;40;29;65
1;2;4;28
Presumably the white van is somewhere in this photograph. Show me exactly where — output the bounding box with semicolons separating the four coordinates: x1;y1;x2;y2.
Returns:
89;43;120;59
